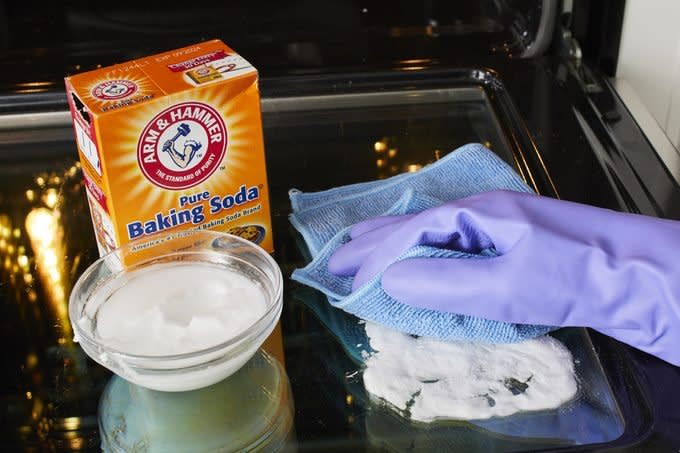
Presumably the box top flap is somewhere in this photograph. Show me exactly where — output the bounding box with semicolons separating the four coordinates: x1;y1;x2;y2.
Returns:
65;40;257;115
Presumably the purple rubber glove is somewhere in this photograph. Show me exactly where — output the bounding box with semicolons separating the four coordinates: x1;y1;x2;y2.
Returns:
328;190;680;366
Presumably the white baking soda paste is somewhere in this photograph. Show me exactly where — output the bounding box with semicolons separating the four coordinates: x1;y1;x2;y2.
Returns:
83;263;268;356
361;322;578;422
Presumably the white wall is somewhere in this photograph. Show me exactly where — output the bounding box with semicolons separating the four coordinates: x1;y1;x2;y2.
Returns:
617;0;680;149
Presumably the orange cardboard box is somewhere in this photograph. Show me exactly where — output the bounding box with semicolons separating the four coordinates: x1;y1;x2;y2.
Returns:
64;40;273;255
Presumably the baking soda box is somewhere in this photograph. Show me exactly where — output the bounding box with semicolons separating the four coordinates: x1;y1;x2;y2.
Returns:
64;40;273;255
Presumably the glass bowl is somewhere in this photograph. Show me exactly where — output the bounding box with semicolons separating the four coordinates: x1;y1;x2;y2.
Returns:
68;231;283;392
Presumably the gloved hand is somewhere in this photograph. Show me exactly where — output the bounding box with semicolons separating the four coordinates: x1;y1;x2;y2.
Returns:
328;190;680;366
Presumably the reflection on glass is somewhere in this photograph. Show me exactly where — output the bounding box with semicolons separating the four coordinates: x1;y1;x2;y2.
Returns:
374;139;388;153
0;163;84;342
42;188;59;209
25;207;70;340
98;350;295;452
0;161;104;449
371;135;450;179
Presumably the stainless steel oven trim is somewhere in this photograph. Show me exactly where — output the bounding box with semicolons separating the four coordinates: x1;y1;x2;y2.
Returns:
1;110;71;129
0;88;487;131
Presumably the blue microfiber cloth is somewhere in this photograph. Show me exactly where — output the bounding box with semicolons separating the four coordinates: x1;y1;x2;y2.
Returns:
289;143;554;343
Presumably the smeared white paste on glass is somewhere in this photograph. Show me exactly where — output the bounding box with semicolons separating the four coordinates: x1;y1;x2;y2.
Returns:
362;322;578;421
90;263;267;356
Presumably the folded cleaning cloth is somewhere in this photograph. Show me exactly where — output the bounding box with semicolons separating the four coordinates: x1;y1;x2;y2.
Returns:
289;143;554;343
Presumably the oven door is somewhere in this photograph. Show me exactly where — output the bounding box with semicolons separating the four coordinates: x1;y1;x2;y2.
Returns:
1;59;678;451
1;1;680;451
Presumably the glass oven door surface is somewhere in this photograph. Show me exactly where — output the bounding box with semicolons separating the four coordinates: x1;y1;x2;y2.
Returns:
2;63;672;451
